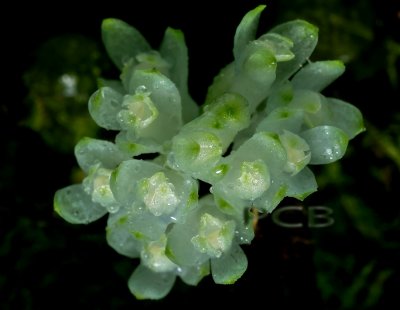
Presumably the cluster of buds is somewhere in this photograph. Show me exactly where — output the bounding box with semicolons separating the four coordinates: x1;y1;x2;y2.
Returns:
54;6;364;299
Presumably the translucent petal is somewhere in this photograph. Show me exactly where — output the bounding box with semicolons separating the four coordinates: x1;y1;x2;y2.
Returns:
191;213;236;258
290;89;323;114
128;264;175;300
258;33;295;62
97;78;125;94
231;41;277;111
178;262;210;286
120;58;136;91
138;172;180;216
160;27;199;122
232;131;287;173
326;98;365;139
127;70;182;143
135;51;170;75
166;215;207;267
106;210;141;258
205;92;251;131
233;5;266;60
300;95;365;140
115;130;162;157
214;132;287;209
279;130;311;175
231;111;265;151
74;137;129;173
184;93;250;152
213;187;248;216
169;130;222;180
269;20;318;84
141;234;177;272
252;180;287;213
217;159;271;201
101;18;151;70
111;159;197;223
205;63;235;104
291;60;345;91
82;164;120;213
88;87;123;130
110;159;160;208
117;90;159;136
286;167;317;200
256;107;304;134
264;80;294;114
160;170;199;221
301;125;349;164
213;193;255;243
233;209;255;245
54;184;107;224
211;243;248;284
128;211;168;242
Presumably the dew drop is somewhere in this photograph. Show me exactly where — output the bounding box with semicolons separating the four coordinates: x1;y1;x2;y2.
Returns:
215;169;223;175
136;85;147;93
108;204;120;214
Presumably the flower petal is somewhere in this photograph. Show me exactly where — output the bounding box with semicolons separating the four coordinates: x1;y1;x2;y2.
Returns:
54;184;107;224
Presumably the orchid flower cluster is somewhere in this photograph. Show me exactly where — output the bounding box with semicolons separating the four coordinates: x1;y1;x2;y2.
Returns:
54;5;364;300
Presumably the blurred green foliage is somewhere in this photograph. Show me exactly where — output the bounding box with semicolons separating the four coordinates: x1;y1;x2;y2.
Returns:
23;35;105;153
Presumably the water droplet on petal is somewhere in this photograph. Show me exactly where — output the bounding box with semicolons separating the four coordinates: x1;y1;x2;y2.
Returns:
108;204;120;213
136;85;147;93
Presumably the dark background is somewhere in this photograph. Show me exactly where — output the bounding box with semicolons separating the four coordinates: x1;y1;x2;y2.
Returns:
1;0;399;309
